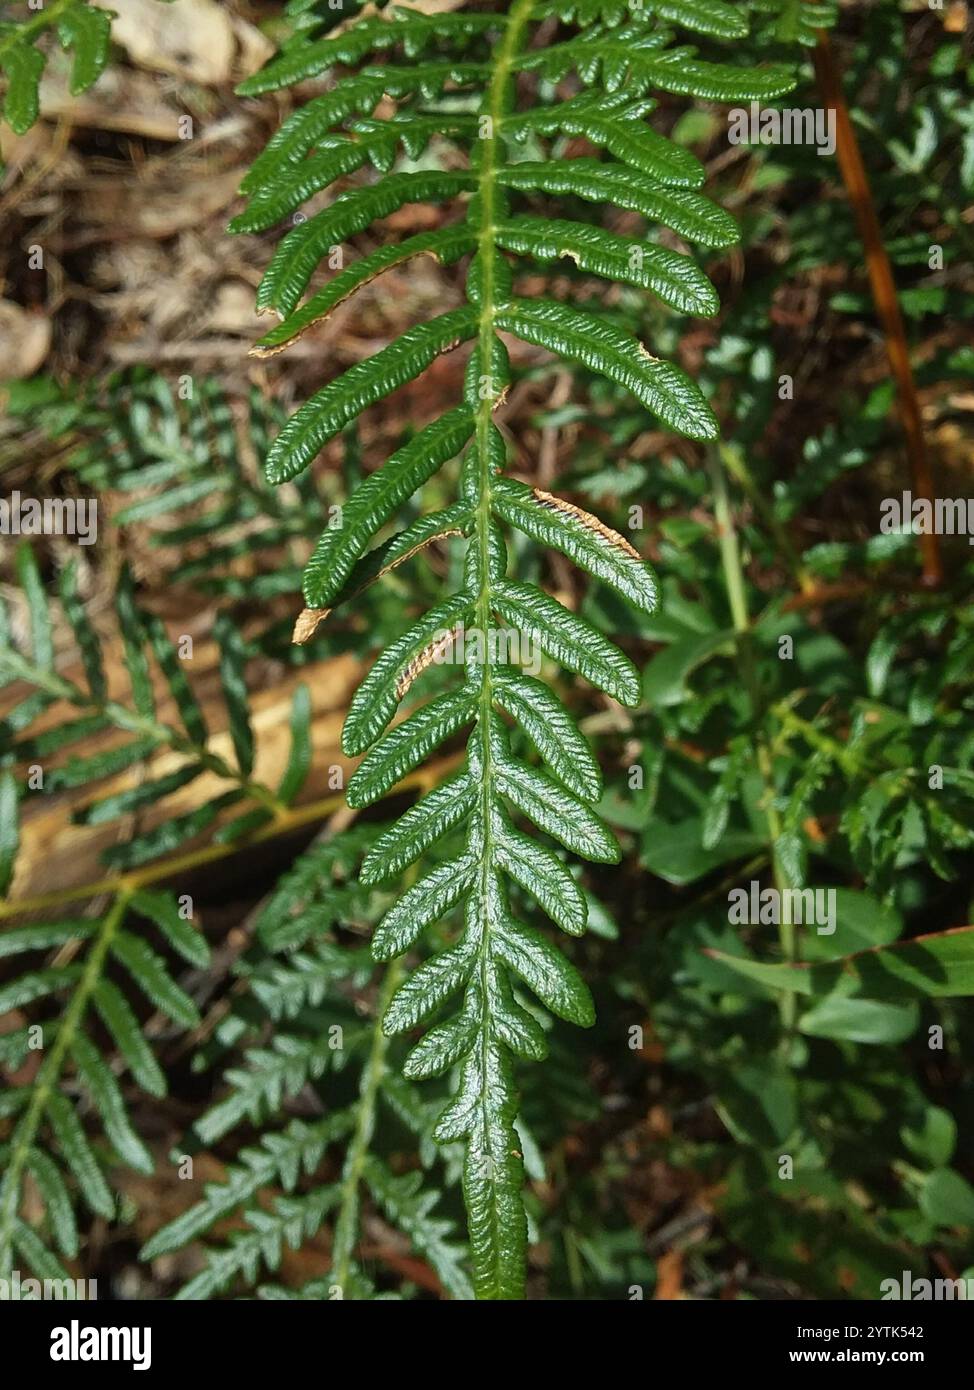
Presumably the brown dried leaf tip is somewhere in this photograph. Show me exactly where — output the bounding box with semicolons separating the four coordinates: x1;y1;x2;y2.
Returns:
292;607;331;645
532;488;642;559
395;624;463;701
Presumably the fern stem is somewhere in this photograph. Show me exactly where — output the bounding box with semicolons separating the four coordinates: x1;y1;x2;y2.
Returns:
719;444;814;597
705;444;798;1035
0;887;134;1274
330;954;405;1296
465;0;537;1302
812;30;942;588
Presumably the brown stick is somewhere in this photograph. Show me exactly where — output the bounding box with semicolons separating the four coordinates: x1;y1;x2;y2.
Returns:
813;30;943;587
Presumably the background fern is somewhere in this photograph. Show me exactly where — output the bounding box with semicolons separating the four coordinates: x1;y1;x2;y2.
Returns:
0;538;312;1277
6;371;334;657
0;886;203;1279
0;540;310;866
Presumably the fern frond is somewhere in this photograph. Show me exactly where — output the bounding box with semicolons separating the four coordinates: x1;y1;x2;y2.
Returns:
0;542;303;872
535;0;748;38
235;0;796;1298
171;1188;344;1301
141;1114;354;1266
360;1156;472;1300
142;837;470;1300
749;0;839;48
0;889;206;1277
3;375;327;647
0;538;332;1278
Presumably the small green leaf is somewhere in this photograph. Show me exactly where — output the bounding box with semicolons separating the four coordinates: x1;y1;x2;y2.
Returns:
214;613;254;778
495;815;587;935
495;216;719;315
278;683;312;806
60;561;106;701
342;592;475;755
798;995;919;1045
267;310;479;486
347;689;477;807
111;931;200;1028
0;769;19;897
15;543;52;668
492;671;602;803
47;1092;114;1218
3;43;45;136
132;888;210;969
361;774;477;884
643;629;735;706
26;1149;78;1258
145;614;208;745
496;754;621;864
492;477;659;613
372;858;477;961
301;407;473;609
498;161;739;251
115;569;155;718
708;926;974;1001
493;579;641;706
496;298;718;440
71;1034;154;1175
57;4;112;95
921;1169;974;1229
494;917;594;1026
93;979;167;1097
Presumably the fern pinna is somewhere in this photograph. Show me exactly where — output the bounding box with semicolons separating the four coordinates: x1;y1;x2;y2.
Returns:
236;0;793;1298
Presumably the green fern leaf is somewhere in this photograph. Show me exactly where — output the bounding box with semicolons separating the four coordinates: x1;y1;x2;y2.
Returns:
301;407;474;607
93;980;167;1098
233;0;796;1299
254;171;477;315
361;774;477;884
347;689;477;806
492;578;641;703
362;1157;473;1300
0;770;21;896
653;0;750;39
2;41;44;135
141;1115;353;1261
25;1150;78;1259
46;1093;115;1220
57;4;112;95
492;671;602;802
494;217;719;315
495;298;719;438
492;476;659;612
252;228;476;356
70;1035;154;1176
131;889;210;969
266;311;479;485
110;932;200;1029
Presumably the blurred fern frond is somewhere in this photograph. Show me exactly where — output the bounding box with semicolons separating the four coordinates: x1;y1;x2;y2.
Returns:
141;831;473;1302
